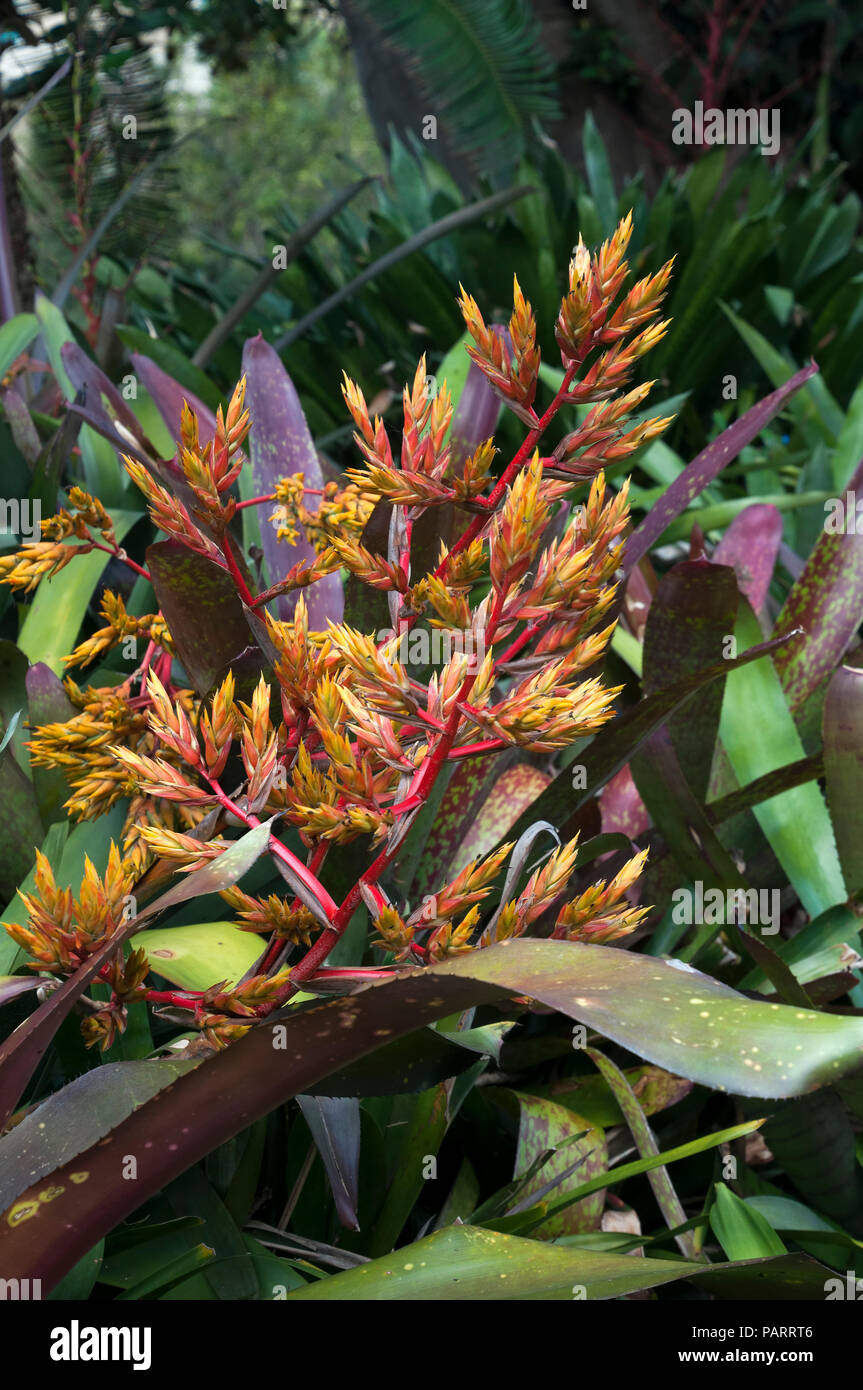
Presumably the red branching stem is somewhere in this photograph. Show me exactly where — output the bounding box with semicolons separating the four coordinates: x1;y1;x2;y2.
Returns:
435;361;580;574
90;542;151;582
141;988;200;1009
220;535;257;607
234;493;276;511
203;776;339;920
447;738;507;759
494;621;542;667
280;590;510;1000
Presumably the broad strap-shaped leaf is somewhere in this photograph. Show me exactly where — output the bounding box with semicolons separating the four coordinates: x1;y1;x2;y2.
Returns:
710;1183;787;1260
147;538;266;697
623;362;819;574
638;559;738;801
131;351;217;441
283;1223;831;1301
772;455;863;710
18;511;139;675
719;599;845;916
823;665;863;896
134;921;264;994
242;333;344;626
25;661;77;824
0;1060;197;1216
61;341;159;467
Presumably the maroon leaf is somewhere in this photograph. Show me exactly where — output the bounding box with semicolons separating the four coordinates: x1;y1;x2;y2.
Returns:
640;560;739;801
147;539;266;696
623;362;820;574
599;765;650;840
131;351;217;442
712;503;783;615
61;342;158;466
771;455;863;710
241;334;343;627
25;663;76;823
497;628;797;850
823;665;863;896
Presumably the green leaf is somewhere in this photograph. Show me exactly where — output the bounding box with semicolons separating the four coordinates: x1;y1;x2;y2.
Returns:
586;1049;697;1258
758;1090;863;1228
720;301;844;442
0;313;38;379
582;112;617;235
366;1085;448;1257
134;921;263;993
719;599;845;916
17;510;139;674
830;376;863;490
283;1222;829;1301
34;294;124;505
710;1183;787;1260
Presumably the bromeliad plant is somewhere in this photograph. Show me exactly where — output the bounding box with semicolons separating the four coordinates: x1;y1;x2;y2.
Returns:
6;213;863;1301
1;213;671;1047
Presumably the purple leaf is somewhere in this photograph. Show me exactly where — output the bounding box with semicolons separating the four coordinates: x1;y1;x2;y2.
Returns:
772;455;863;710
127;353;221;511
447;327;509;476
25;662;76;822
61;342;157;464
1;387;40;465
712;503;783;615
131;352;217;441
640;560;739;801
0;976;44;1008
147;539;265;696
241;334;343;626
599;765;649;840
624;361;820;573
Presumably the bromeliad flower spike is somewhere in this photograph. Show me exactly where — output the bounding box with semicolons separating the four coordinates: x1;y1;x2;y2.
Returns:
2;213;672;1049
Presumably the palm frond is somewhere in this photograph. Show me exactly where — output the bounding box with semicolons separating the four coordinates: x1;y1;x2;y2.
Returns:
355;0;560;176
